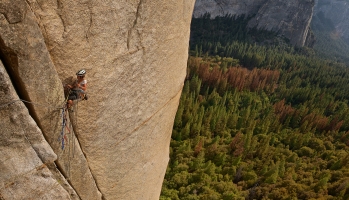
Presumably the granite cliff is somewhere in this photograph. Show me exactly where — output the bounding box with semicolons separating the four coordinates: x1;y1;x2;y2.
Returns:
193;0;268;18
0;0;195;199
193;0;315;47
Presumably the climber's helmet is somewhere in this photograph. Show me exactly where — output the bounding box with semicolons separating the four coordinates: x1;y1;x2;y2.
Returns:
76;69;86;77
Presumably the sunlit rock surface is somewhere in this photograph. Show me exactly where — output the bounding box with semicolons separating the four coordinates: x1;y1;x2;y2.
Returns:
0;0;195;199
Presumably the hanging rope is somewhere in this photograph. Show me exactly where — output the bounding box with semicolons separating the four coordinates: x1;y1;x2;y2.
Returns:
1;90;88;181
0;97;69;150
0;98;66;110
1;82;89;183
67;112;72;179
0;99;23;109
60;107;67;150
75;98;79;137
71;107;76;158
64;96;85;179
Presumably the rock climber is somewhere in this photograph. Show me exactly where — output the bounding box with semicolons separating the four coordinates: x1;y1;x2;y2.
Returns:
65;69;87;110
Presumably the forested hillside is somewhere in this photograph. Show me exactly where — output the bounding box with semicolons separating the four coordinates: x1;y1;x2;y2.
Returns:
161;15;349;199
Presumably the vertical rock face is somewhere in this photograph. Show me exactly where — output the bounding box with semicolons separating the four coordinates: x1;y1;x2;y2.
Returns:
193;0;268;18
0;61;72;200
0;0;195;199
247;0;315;47
0;0;102;199
193;0;315;47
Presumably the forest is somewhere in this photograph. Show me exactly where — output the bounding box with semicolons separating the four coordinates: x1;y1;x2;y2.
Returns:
160;14;349;199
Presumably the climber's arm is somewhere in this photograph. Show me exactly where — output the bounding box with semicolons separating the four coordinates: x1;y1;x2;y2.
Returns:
79;82;87;91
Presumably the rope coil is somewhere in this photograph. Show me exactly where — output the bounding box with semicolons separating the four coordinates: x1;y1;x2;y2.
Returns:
1;91;85;180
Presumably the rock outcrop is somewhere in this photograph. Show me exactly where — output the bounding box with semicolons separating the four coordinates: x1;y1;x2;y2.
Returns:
0;0;102;199
193;0;268;18
0;0;195;199
0;60;75;200
247;0;315;47
193;0;315;47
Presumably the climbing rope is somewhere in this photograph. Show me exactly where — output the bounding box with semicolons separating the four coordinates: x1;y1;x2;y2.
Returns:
60;108;67;150
0;98;64;110
0;98;69;150
72;101;76;158
64;90;86;178
67;110;72;179
75;98;79;138
1;90;87;180
0;84;74;111
0;99;22;109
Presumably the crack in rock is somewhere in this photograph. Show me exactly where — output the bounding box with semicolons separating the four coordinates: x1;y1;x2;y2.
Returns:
127;0;142;50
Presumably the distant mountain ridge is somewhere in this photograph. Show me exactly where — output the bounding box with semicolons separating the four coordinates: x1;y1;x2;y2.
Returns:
193;0;268;19
193;0;349;50
193;0;315;47
313;0;349;44
193;0;349;63
311;0;349;62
